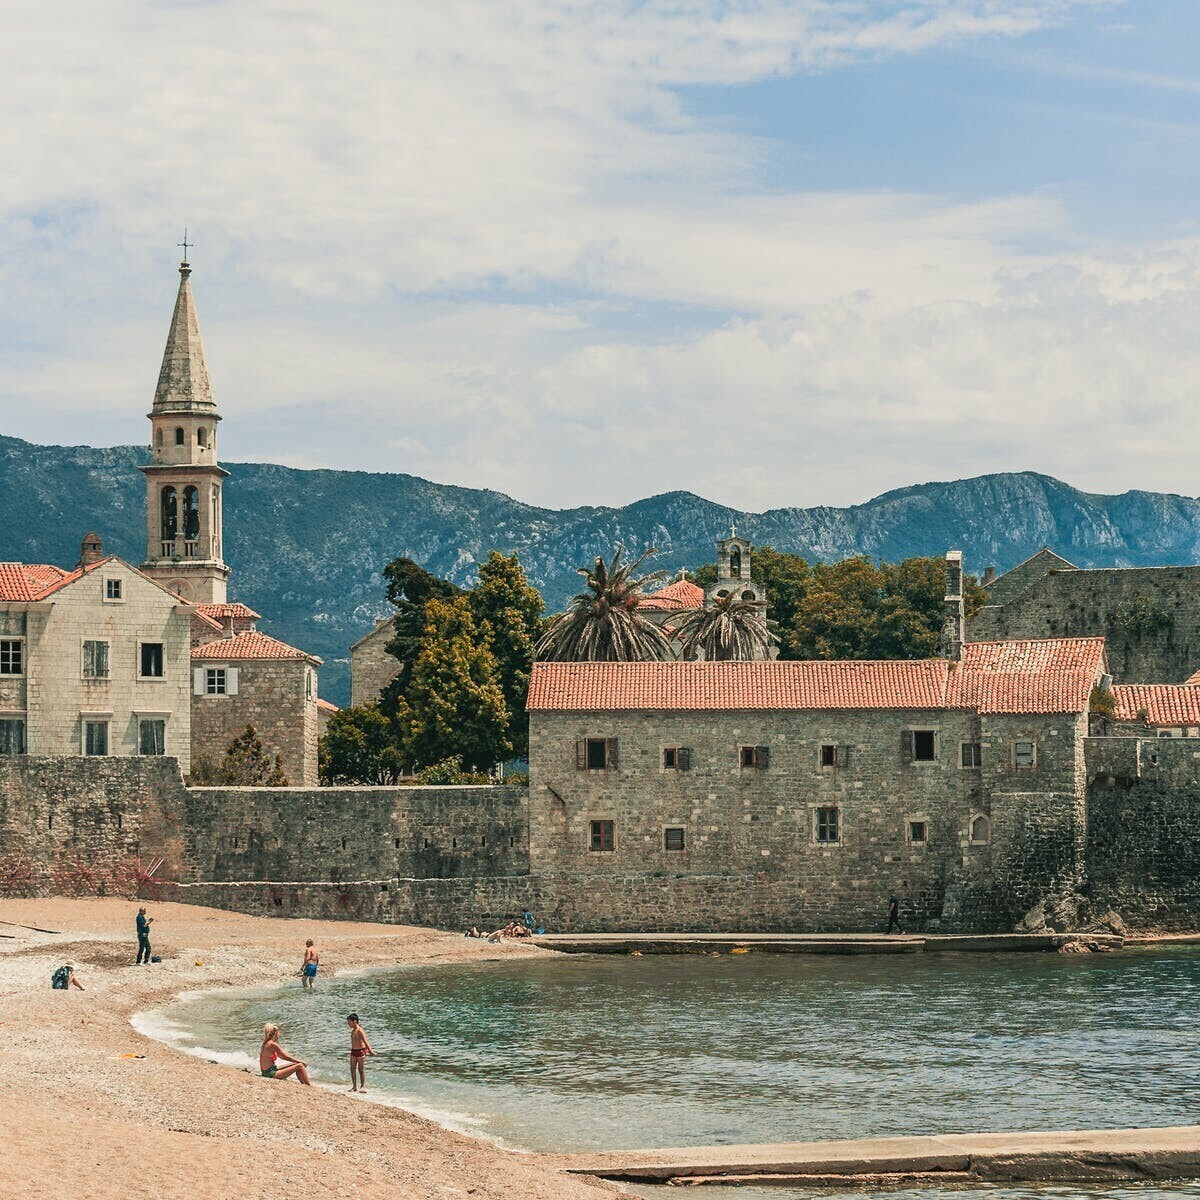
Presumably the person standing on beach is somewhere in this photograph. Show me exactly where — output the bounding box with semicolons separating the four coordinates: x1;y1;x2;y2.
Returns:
886;895;905;935
346;1012;375;1092
300;939;319;989
136;907;154;965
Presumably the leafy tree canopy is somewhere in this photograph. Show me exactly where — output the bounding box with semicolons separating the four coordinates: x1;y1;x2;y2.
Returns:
318;705;405;785
381;557;462;702
190;724;289;786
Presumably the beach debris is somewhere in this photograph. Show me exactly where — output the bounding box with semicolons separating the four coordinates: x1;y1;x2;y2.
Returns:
195;959;204;966
628;950;642;956
730;947;750;955
114;1053;146;1060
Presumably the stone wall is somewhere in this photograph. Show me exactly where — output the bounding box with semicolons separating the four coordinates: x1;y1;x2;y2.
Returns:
1085;736;1200;928
349;617;398;708
0;756;188;896
970;566;1200;684
191;658;319;786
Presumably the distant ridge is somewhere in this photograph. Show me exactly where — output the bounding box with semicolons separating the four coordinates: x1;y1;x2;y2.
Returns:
3;433;1199;705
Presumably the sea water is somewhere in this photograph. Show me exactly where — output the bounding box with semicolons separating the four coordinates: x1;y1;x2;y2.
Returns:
143;947;1200;1198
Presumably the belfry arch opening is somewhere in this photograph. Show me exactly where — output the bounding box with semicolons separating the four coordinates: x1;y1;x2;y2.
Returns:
729;546;742;578
160;486;177;542
182;485;200;545
175;427;185;446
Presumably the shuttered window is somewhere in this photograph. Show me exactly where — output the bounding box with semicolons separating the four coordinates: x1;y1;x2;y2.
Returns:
577;738;617;770
662;747;691;770
82;640;110;679
740;745;770;769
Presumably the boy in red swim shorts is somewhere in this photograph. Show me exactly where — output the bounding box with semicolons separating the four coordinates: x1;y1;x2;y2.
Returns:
347;1012;375;1092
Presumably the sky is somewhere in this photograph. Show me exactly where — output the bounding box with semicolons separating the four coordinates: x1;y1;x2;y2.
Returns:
2;0;1199;512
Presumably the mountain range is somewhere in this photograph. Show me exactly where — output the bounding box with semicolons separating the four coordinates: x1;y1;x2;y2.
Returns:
3;432;1199;706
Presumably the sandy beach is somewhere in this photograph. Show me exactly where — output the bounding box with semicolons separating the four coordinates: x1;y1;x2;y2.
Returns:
0;898;632;1200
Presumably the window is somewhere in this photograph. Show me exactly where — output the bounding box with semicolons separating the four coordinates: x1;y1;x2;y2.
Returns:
740;745;770;769
197;427;207;447
0;719;25;755
206;667;227;695
1013;741;1037;768
815;806;840;843
969;814;991;845
175;426;185;446
820;744;836;767
902;729;937;761
155;429;163;451
138;719;166;756
961;742;982;769
84;720;109;756
664;827;685;852
140;643;164;678
161;486;178;541
662;747;691;770
306;670;314;700
908;820;928;844
577;738;617;770
0;640;22;676
729;546;742;578
82;640;110;679
104;578;123;601
589;819;614;852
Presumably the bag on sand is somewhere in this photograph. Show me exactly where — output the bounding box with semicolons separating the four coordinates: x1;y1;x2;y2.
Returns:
51;966;70;990
150;955;162;963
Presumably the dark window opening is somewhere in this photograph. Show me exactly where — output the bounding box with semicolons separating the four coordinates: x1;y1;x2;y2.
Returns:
394;838;401;849
816;806;840;843
423;838;430;848
140;642;164;678
452;837;457;848
820;744;836;767
740;745;769;769
729;546;742;578
909;821;928;844
175;427;185;445
160;486;178;541
663;747;677;768
481;836;487;847
138;719;165;756
662;746;691;770
105;578;122;600
0;718;25;755
961;742;982;769
341;837;347;850
586;738;608;769
182;485;200;540
0;640;22;676
589;819;614;852
912;730;936;761
664;827;685;852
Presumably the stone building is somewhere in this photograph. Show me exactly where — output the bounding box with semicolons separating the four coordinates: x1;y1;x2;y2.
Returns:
0;542;195;768
349;616;400;708
525;637;1107;929
969;547;1200;684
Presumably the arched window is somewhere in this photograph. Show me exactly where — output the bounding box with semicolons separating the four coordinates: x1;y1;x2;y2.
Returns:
729;546;742;578
197;427;207;448
160;486;177;541
182;486;200;540
742;590;756;602
175;427;185;446
969;814;991;845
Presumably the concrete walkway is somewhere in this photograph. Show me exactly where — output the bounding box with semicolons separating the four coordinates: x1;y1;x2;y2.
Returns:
546;1126;1200;1186
532;931;1124;955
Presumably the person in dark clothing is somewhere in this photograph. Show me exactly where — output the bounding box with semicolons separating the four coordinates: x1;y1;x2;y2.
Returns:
136;907;154;964
886;895;905;934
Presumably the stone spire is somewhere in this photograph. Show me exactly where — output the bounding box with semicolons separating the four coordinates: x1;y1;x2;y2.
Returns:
153;260;217;414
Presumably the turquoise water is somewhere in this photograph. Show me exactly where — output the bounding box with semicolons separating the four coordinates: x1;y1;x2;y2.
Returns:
145;948;1200;1196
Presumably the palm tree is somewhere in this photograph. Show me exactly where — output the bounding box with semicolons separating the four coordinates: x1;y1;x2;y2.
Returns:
674;591;778;661
535;548;673;662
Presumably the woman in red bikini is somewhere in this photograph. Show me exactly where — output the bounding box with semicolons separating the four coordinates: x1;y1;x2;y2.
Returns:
259;1023;311;1084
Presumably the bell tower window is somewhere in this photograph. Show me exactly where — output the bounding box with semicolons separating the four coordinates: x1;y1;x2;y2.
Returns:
197;427;207;448
729;546;742;578
155;429;163;451
175;427;185;446
182;485;200;549
160;486;177;545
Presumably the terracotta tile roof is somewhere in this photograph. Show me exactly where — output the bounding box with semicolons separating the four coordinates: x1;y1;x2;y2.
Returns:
191;630;321;664
1110;684;1200;726
640;579;706;611
196;602;261;621
0;562;66;601
947;638;1106;715
528;659;950;711
316;698;339;713
528;638;1104;715
1185;668;1200;686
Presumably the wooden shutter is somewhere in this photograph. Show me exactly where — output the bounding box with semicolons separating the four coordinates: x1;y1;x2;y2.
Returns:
836;745;850;769
755;745;770;769
227;666;239;696
575;740;586;770
606;737;619;769
193;667;206;696
901;730;913;761
677;747;691;771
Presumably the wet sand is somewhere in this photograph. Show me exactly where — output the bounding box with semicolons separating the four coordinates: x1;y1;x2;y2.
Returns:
0;898;629;1200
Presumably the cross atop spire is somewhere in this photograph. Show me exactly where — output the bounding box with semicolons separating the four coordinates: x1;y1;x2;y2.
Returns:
178;228;192;263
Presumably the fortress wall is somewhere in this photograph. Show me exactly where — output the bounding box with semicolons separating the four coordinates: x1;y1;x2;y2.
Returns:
970;567;1200;684
1086;737;1200;928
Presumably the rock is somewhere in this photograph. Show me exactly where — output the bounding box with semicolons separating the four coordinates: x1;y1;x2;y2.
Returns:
1085;909;1128;936
1015;903;1048;934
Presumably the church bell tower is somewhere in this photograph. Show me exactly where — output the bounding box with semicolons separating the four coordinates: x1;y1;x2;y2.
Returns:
139;250;231;603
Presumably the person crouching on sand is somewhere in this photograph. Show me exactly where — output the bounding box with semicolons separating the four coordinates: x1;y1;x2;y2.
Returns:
347;1012;375;1093
300;939;319;989
260;1023;310;1085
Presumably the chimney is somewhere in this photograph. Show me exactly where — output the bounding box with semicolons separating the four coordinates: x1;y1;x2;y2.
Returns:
78;532;104;568
982;566;996;587
942;550;965;661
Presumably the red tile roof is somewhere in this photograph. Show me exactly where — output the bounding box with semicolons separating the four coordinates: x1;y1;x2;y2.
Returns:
196;602;261;620
947;638;1106;716
528;638;1104;715
316;698;339;713
640;579;706;612
1185;668;1200;686
0;563;64;601
1110;684;1200;726
191;631;321;664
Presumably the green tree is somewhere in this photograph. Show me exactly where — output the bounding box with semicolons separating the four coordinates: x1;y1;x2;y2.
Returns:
411;755;492;785
674;592;778;661
535;548;672;662
381;557;461;704
318;706;405;784
469;551;543;757
403;596;511;771
190;725;289;786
